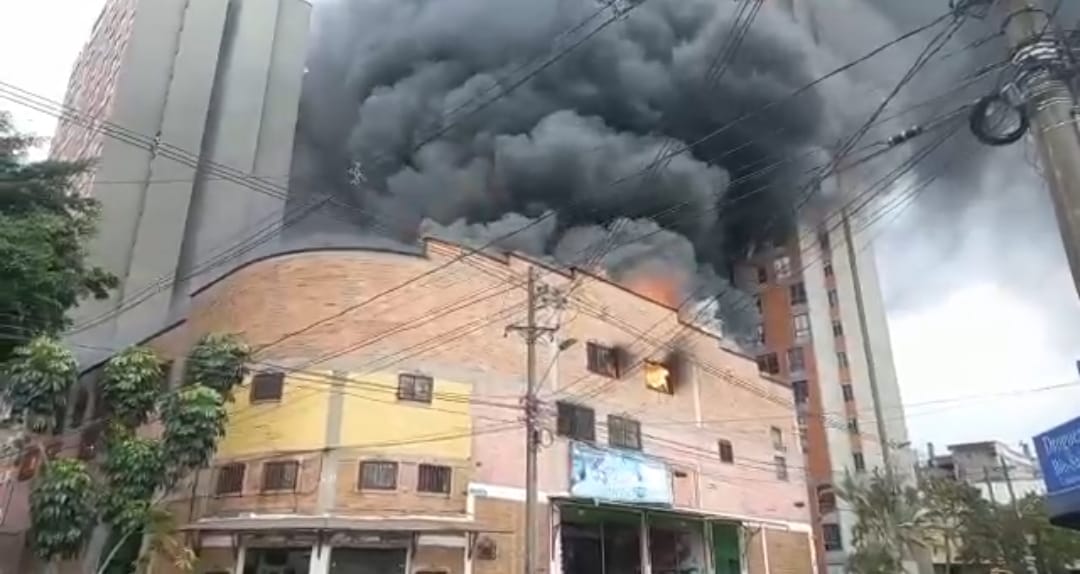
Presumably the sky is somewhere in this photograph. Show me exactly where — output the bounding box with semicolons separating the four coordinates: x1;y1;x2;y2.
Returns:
2;0;1079;456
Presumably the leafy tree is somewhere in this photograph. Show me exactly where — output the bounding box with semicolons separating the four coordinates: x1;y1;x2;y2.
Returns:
159;384;228;487
100;434;164;533
0;335;78;432
181;333;250;398
101;346;163;428
837;470;929;574
29;458;98;561
921;474;985;573
0;112;116;362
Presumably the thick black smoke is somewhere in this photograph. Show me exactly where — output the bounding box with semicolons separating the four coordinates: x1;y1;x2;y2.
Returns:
287;0;894;339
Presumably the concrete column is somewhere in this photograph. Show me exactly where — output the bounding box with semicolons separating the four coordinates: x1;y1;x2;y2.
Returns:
761;529;771;574
233;544;247;573
640;512;653;574
309;542;331;574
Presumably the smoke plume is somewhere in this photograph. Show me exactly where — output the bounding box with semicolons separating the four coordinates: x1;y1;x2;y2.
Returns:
287;0;905;340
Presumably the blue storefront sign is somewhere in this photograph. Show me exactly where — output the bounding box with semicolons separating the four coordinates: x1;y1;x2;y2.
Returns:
569;442;673;505
1034;416;1080;494
1034;416;1080;529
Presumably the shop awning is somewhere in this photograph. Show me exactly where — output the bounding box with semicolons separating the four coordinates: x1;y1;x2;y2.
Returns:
181;515;511;533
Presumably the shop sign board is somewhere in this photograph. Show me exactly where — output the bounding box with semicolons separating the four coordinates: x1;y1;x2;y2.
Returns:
1034;415;1080;494
569;441;672;505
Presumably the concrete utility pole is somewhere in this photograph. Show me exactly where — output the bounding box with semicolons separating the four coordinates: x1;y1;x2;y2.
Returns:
506;267;558;574
998;0;1080;296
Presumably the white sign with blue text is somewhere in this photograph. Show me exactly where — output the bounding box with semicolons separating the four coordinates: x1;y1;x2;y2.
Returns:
569;442;673;505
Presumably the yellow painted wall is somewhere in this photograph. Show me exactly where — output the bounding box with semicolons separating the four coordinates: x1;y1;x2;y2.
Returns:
216;373;331;458
339;373;472;458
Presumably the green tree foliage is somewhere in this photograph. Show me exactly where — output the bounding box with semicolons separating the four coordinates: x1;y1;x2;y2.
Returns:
837;470;929;574
181;333;250;398
0;336;78;432
159;383;228;487
29;458;98;561
102;347;163;428
0;112;116;362
100;434;164;533
920;475;985;572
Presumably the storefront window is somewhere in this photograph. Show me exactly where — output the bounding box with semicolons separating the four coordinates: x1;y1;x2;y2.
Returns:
648;517;706;574
243;548;311;574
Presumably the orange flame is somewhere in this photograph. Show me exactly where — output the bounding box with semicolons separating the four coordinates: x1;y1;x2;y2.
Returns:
623;274;685;308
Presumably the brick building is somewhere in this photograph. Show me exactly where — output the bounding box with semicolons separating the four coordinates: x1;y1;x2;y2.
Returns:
2;240;816;573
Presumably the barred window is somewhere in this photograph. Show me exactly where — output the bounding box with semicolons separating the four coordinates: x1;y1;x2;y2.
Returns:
417;464;452;494
262;461;299;492
216;463;245;495
359;461;398;490
608;415;641;451
250;372;285;403
397;373;433;403
556;402;595;442
586;342;620;378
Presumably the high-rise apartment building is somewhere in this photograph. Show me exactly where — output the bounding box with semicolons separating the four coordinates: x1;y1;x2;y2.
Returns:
49;0;310;359
740;209;914;573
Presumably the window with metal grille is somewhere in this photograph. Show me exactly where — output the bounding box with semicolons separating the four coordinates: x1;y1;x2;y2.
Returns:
556;402;595;442
261;461;299;492
842;384;854;402
417;464;452;494
397;373;433;403
837;351;850;368
793;313;811;339
718;440;734;464
823;524;843;551
249;372;285;403
789;282;807;306
70;386;89;428
787;347;805;373
608;415;641;450
586;342;620;378
853;452;866;473
756;353;780;375
774;456;789;481
792;380;808;404
828;289;839;307
215;463;245;495
770;427;785;451
359;461;398;490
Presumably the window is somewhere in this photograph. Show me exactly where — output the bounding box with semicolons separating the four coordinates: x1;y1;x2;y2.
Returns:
586;342;620;378
608;415;642;450
793;313;811;339
556;402;596;442
418;464;452;494
249;372;285;403
643;360;673;394
359;461;398;490
824;262;834;278
773;256;792;279
842;384;854;402
792;380;808;405
70;387;89;428
756;353;780;375
756;266;768;284
755;323;765;345
397;373;434;403
789;282;807;306
837;352;850;369
262;461;299;492
770;426;785;451
718;440;734;463
216;463;245;495
817;485;837;514
832;321;844;337
847;418;860;434
823;524;843;551
818;230;831;250
754;295;762;312
828;289;839;307
853;452;866;473
787;347;805;373
774;456;789;481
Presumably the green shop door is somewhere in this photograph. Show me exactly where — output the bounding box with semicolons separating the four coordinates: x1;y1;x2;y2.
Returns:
711;523;740;574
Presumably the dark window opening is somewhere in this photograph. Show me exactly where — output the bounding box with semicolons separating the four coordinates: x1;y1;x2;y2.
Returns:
853;452;866;473
359;461;398;490
70;386;89;428
756;266;768;284
842;384;855;402
608;415;642;450
823;524;843;551
216;463;245;495
756;353;780;375
249;372;285;403
787;347;806;373
262;461;299;492
586;342;620;379
397;373;434;403
418;464;452;494
824;262;834;278
718;440;734;463
556;402;596;442
792;380;808;405
789;282;807;306
774;456;789;481
832;321;844;337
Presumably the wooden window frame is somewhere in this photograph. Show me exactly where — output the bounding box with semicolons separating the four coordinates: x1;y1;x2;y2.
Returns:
556;402;596;442
249;372;285;403
359;460;399;491
607;415;642;451
585;342;620;379
397;373;434;403
261;460;300;492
